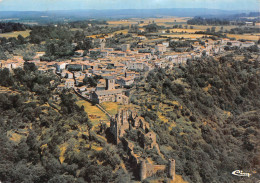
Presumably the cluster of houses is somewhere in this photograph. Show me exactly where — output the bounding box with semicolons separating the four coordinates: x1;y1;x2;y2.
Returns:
0;34;257;104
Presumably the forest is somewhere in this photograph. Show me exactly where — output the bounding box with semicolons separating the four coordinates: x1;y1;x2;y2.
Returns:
0;22;29;33
187;17;232;26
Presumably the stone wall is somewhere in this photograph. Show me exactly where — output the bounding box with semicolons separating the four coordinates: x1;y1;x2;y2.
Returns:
140;159;175;181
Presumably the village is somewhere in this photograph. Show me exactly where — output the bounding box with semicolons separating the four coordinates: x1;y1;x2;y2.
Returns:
0;28;257;105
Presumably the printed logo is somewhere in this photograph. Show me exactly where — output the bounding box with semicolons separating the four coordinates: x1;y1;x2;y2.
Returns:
232;170;251;177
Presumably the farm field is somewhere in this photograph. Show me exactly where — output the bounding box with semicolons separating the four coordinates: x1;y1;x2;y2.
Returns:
143;38;167;43
162;34;210;39
189;25;237;31
0;30;31;38
244;33;260;36
165;28;202;33
86;29;128;38
227;34;260;41
107;20;138;26
142;17;189;27
86;34;103;38
108;17;189;27
70;28;84;32
113;29;129;35
146;17;189;23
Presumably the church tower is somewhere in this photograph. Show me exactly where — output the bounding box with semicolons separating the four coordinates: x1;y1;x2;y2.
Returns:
106;78;115;90
100;39;106;50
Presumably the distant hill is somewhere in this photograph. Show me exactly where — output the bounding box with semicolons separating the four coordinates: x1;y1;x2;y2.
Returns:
0;8;252;23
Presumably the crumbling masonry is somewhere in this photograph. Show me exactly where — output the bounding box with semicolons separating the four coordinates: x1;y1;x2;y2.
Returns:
110;108;175;181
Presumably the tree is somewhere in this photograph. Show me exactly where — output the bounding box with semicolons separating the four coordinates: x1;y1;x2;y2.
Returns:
145;24;159;33
211;27;216;32
24;62;37;72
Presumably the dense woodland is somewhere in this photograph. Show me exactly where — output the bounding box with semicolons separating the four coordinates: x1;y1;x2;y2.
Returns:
187;17;231;26
0;22;29;33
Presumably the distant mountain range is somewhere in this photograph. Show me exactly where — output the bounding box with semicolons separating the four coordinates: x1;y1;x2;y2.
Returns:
0;8;255;23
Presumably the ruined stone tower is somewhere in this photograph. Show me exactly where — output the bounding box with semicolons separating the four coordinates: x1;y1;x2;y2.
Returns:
100;39;106;50
168;159;175;181
140;160;147;181
110;109;130;144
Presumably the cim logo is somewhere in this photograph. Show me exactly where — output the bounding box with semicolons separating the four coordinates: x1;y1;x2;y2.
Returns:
232;170;251;177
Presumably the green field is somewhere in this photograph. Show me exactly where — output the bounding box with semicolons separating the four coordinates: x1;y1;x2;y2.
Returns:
0;30;31;38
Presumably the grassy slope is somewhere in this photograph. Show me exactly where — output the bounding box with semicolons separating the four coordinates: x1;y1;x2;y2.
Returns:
76;99;110;127
100;102;121;116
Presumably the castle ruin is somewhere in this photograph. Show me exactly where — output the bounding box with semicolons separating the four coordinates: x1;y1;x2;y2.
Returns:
110;108;176;181
140;159;175;181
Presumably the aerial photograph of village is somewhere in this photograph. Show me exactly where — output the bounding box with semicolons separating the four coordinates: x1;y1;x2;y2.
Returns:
0;0;259;182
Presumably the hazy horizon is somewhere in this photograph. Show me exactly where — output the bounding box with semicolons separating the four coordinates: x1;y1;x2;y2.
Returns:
0;0;259;11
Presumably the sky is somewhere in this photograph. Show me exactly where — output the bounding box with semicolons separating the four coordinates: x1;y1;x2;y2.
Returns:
0;0;259;11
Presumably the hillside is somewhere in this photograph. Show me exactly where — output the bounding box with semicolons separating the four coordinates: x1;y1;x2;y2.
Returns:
130;56;260;182
0;67;131;182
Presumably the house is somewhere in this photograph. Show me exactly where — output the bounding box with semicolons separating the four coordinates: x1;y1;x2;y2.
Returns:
75;50;84;57
108;51;127;57
77;86;86;93
121;44;130;52
56;62;67;73
162;42;169;47
128;61;149;71
57;84;66;91
89;48;101;55
245;22;254;26
125;71;136;78
65;71;73;79
165;53;188;64
96;79;107;91
230;41;241;47
116;77;135;87
155;44;167;54
137;35;146;40
35;52;45;57
65;79;75;89
34;52;45;60
38;67;48;73
75;75;85;86
241;41;255;48
91;89;127;103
